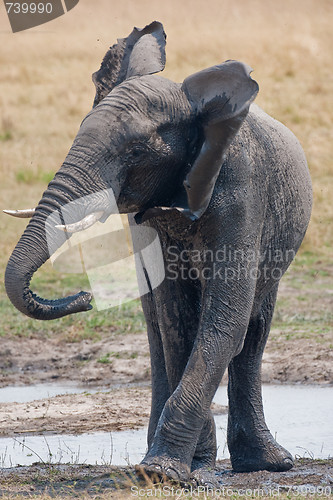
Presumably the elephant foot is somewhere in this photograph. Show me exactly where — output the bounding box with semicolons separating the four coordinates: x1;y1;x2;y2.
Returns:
191;452;218;487
135;461;220;489
135;456;191;484
229;430;294;472
190;468;220;488
191;451;216;473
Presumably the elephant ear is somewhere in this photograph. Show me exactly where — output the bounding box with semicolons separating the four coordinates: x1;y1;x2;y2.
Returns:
177;60;259;220
92;21;166;107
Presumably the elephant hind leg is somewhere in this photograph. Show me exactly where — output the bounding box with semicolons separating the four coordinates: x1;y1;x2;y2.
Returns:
227;286;294;472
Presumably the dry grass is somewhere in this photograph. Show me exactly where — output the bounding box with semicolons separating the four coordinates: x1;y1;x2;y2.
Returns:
0;0;333;253
0;0;332;338
1;0;332;257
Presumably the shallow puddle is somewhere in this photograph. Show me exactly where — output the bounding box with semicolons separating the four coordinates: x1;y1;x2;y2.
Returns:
0;383;101;404
0;384;332;467
0;428;148;468
0;381;147;403
214;384;333;461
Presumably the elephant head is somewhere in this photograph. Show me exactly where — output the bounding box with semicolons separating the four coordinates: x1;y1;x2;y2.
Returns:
5;21;258;321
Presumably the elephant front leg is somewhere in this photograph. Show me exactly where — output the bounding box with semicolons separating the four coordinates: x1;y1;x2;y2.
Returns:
137;276;256;485
141;290;171;450
137;413;219;487
136;359;205;484
227;286;294;472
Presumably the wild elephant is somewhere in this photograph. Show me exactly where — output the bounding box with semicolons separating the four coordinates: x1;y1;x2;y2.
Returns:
5;21;312;486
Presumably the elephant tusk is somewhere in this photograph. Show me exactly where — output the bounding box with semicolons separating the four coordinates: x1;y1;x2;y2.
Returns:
55;211;104;233
3;208;36;218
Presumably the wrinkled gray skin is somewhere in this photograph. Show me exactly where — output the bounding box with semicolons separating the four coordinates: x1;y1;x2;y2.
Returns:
5;22;312;486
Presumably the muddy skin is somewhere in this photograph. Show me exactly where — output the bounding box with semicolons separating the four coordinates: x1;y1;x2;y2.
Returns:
227;286;293;473
4;22;312;484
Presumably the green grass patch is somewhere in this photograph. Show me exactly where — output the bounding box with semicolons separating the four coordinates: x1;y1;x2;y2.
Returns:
1;265;146;342
0;130;12;141
97;353;112;364
270;255;332;347
0;249;331;346
15;167;55;185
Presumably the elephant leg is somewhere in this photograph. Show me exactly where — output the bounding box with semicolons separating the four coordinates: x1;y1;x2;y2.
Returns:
139;273;219;485
192;410;216;470
190;411;219;487
129;215;171;448
137;268;257;485
139;248;202;452
141;290;170;449
152;278;219;482
227;286;294;472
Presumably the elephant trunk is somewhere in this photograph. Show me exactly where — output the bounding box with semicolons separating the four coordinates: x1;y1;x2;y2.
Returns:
5;174;94;320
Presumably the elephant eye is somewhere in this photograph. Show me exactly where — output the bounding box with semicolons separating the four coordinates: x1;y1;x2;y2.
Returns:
127;136;170;165
129;144;148;161
132;147;143;158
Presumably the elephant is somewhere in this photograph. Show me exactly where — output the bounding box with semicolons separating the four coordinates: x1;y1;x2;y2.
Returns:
5;21;312;486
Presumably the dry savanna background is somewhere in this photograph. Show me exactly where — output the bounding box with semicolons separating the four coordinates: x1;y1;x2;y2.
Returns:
0;0;332;498
0;0;331;372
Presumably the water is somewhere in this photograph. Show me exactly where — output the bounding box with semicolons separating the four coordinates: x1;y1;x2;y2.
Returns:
0;384;332;468
0;429;148;468
214;384;333;460
0;381;148;403
0;383;102;404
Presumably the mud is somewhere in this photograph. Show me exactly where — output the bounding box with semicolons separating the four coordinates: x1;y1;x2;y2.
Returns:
0;317;332;497
0;332;151;389
0;326;332;392
0;326;332;440
0;459;332;498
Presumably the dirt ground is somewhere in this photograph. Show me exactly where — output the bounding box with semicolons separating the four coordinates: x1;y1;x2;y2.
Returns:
0;328;332;497
0;459;332;499
0;273;332;497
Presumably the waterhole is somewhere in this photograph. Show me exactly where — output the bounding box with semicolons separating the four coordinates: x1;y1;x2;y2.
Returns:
0;384;332;467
